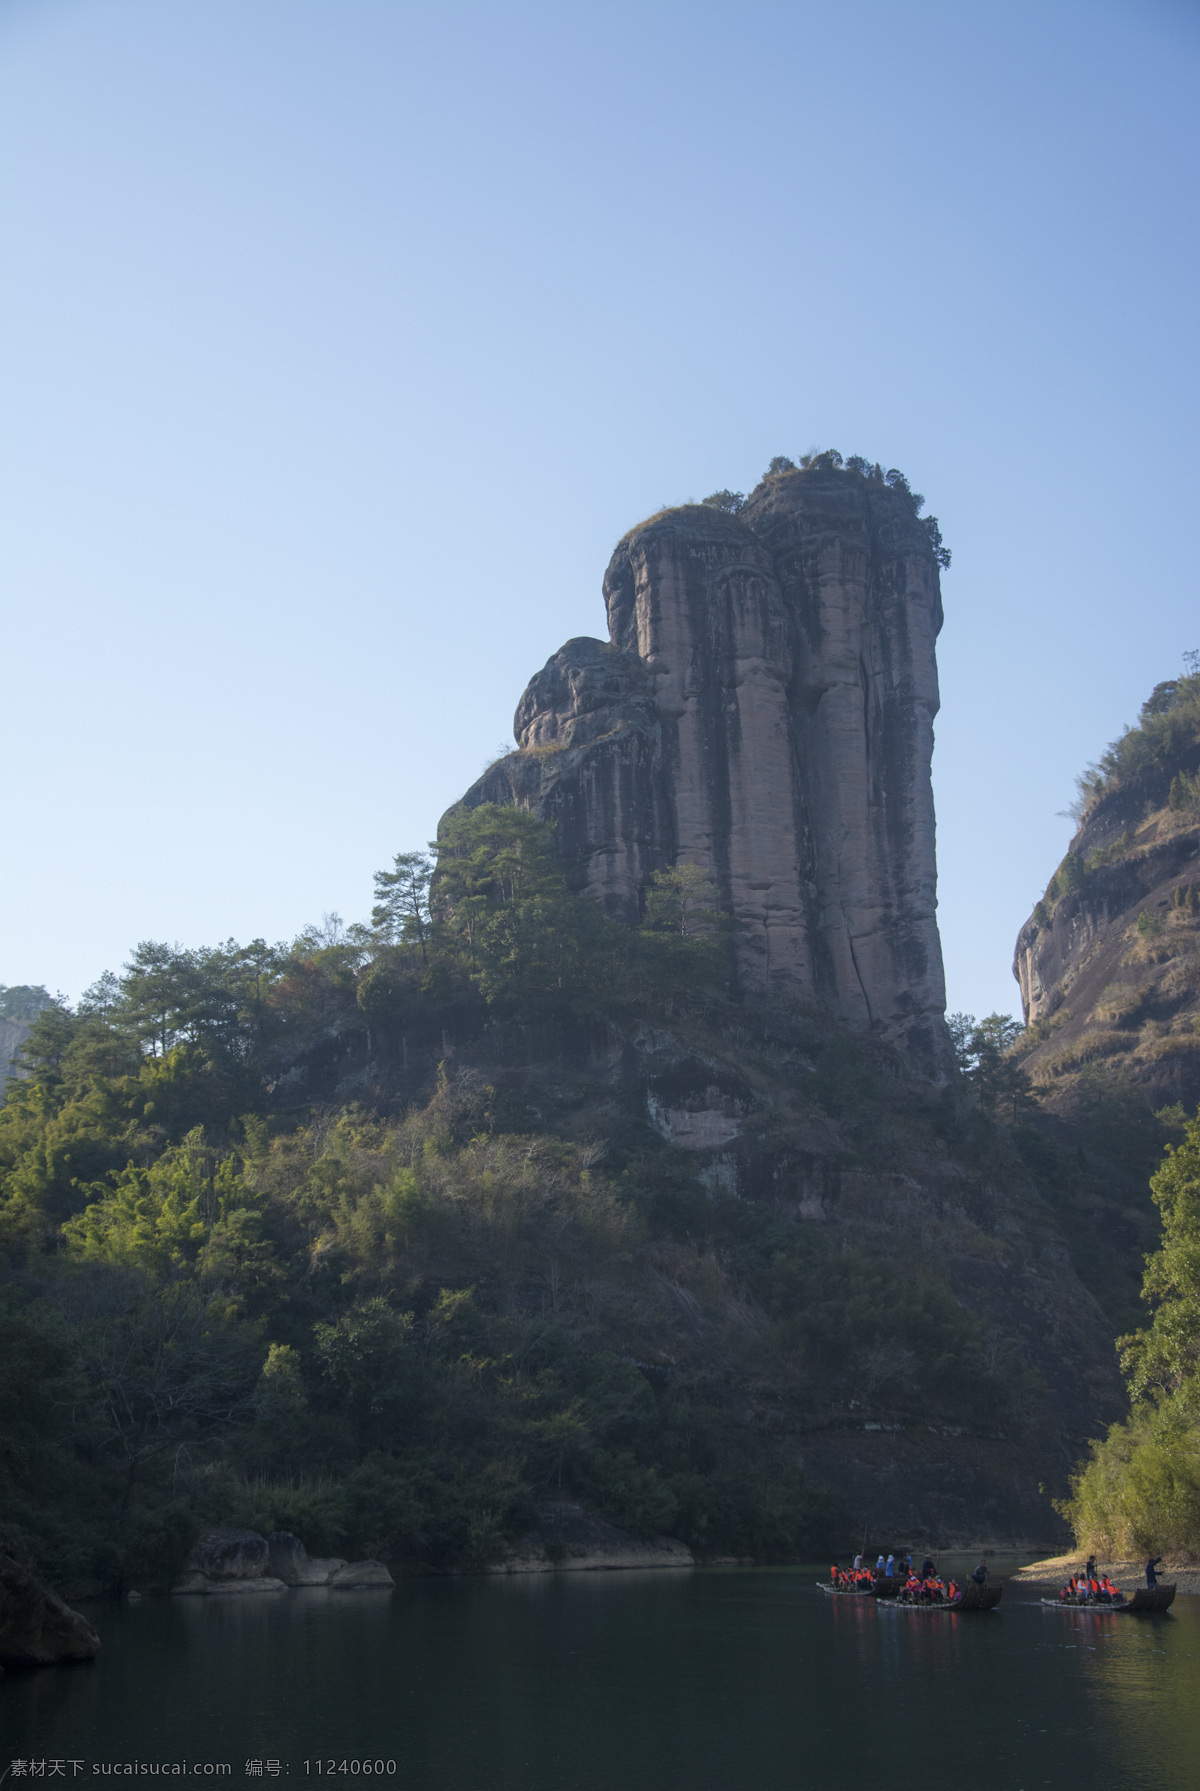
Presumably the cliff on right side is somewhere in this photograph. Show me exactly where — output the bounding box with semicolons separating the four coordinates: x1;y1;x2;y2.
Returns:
1013;664;1200;1111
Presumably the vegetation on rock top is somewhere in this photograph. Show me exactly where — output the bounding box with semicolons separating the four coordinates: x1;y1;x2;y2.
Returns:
636;453;951;567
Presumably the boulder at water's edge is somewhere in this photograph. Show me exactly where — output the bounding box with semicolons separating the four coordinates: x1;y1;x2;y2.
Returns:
267;1532;348;1586
328;1560;395;1589
0;1529;100;1668
173;1526;287;1594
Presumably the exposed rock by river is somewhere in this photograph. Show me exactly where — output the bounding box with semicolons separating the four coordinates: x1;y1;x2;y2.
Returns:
490;1501;693;1573
173;1528;392;1594
0;1527;100;1668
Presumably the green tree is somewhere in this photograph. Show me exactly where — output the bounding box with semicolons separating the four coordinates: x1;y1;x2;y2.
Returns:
641;863;726;938
1060;1108;1200;1553
372;852;434;959
1120;1108;1200;1404
314;1298;418;1440
434;805;597;1010
46;1263;262;1517
61;1127;257;1276
948;1012;1033;1121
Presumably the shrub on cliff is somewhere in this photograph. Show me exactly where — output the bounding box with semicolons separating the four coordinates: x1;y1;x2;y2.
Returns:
1069;653;1200;821
431;805;730;1019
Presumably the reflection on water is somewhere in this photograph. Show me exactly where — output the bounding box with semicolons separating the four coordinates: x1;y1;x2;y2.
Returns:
1;1568;1196;1791
1071;1598;1200;1788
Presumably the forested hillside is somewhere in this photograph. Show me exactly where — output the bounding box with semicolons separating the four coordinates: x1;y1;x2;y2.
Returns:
0;805;1181;1592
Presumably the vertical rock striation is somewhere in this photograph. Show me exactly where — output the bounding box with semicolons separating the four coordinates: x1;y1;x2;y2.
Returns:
453;462;951;1077
740;471;946;1065
603;505;813;999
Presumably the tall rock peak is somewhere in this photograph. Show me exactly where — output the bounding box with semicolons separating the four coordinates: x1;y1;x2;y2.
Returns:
451;462;951;1078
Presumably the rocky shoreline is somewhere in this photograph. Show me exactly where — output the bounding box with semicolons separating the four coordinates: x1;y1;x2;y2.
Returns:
1;1504;704;1669
487;1501;693;1574
172;1527;394;1595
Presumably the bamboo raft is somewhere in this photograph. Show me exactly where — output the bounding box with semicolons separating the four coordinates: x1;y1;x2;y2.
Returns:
817;1577;898;1599
881;1582;1003;1613
820;1579;1001;1611
1040;1583;1176;1614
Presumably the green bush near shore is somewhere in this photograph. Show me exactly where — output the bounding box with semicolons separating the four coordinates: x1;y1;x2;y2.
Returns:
1061;1105;1200;1556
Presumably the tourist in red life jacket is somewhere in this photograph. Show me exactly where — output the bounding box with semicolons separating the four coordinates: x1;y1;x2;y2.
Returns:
1102;1576;1121;1602
947;1579;959;1603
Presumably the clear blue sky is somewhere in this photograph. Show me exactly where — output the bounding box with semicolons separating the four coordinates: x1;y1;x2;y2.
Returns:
3;0;1198;1021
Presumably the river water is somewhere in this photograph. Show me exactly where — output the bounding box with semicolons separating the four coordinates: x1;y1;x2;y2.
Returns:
3;1563;1198;1791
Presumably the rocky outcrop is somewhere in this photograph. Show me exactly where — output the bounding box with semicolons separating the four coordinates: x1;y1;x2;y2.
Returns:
174;1530;392;1593
1013;692;1200;1110
329;1560;395;1589
0;1017;31;1085
488;1501;694;1573
173;1527;286;1594
469;637;666;928
0;1528;100;1667
267;1532;347;1586
454;463;951;1077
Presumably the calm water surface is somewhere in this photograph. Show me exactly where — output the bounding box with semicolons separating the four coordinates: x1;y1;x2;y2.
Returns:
3;1565;1198;1791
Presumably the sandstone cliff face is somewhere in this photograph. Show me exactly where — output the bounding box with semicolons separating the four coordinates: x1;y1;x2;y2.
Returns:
740;474;945;1055
456;465;951;1078
1013;699;1200;1109
0;1018;31;1084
